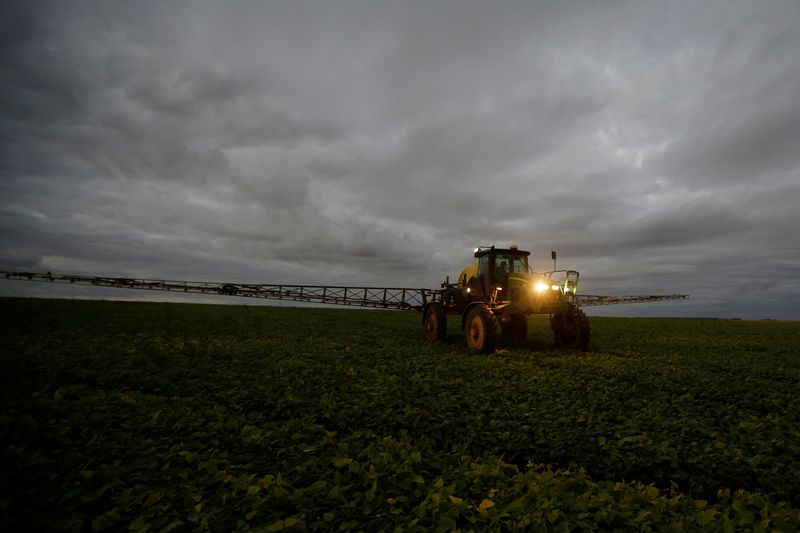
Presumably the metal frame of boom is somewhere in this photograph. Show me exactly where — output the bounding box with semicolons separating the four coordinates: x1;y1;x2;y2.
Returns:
1;270;687;309
1;271;435;310
577;294;688;306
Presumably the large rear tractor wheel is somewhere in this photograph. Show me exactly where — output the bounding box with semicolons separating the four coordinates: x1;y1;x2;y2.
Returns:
423;303;447;342
501;314;528;342
551;304;590;351
464;304;497;354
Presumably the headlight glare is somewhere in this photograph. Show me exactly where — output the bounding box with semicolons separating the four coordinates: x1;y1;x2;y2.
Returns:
534;281;549;293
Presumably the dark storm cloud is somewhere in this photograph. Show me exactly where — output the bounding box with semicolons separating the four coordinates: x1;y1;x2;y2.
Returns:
1;0;799;318
661;105;800;184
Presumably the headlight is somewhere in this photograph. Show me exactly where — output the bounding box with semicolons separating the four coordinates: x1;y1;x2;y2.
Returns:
534;281;549;293
551;284;560;291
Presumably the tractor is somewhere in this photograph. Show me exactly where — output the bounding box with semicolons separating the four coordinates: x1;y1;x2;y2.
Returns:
422;244;590;353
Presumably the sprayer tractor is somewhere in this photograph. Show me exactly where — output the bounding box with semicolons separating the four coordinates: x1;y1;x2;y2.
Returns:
422;244;589;354
3;253;686;352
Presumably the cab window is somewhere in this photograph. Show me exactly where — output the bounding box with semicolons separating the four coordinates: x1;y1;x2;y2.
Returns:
496;255;528;274
509;256;528;273
478;256;491;277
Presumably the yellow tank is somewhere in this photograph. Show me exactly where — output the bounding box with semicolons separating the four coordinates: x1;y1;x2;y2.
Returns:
457;263;478;287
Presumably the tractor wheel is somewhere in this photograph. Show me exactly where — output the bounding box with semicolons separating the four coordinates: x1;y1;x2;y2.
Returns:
464;304;497;354
502;314;528;342
551;304;590;351
423;303;447;342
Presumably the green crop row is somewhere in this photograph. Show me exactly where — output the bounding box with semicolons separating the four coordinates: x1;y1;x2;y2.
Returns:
1;298;799;531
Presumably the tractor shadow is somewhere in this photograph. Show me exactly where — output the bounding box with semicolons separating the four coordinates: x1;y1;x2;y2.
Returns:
439;316;591;355
438;334;587;356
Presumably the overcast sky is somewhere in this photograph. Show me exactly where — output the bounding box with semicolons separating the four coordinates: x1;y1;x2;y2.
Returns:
1;0;799;319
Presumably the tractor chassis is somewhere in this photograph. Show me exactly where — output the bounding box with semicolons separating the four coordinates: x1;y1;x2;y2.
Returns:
423;286;589;354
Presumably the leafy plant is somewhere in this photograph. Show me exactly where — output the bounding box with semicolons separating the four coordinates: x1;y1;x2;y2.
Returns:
1;298;799;530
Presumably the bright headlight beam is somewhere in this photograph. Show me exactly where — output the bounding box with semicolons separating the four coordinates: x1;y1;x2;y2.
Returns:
534;282;549;293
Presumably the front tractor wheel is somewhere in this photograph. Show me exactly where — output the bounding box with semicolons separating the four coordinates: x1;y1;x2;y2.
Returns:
551;304;590;351
423;303;447;342
464;305;497;354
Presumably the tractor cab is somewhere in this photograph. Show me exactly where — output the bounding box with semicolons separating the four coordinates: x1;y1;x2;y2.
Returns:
456;244;579;313
458;245;530;299
475;246;529;296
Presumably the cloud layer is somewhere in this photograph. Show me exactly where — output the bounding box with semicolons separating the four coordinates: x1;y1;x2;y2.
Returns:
2;0;799;318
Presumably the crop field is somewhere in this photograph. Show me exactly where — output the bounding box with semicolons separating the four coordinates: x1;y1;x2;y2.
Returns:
2;297;800;531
